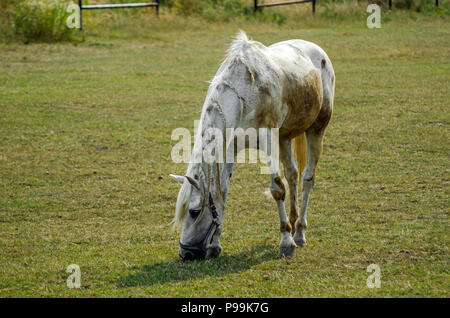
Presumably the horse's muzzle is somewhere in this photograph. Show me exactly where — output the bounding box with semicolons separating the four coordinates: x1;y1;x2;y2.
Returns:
205;245;222;259
179;245;222;261
179;247;206;261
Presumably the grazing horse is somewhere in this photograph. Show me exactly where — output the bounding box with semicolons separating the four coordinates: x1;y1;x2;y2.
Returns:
170;31;335;260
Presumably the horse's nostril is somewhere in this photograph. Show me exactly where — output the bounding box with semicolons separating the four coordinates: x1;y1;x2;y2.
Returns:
185;252;194;260
180;249;194;261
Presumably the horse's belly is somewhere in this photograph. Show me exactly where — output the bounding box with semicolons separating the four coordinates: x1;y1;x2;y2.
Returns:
280;69;323;139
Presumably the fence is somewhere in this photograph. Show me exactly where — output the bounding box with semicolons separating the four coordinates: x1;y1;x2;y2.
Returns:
253;0;316;13
77;0;159;30
76;1;441;30
254;1;440;13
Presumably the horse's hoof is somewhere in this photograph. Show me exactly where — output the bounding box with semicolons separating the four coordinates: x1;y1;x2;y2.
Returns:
278;243;296;258
293;232;306;247
293;230;306;247
293;236;306;247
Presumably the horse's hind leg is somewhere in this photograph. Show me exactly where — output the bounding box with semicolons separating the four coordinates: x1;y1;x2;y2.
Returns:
293;106;332;247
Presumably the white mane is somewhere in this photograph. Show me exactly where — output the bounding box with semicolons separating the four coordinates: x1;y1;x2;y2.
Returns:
172;180;191;230
225;30;250;62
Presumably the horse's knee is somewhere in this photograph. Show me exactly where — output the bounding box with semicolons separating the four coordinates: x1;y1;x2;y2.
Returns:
280;221;292;233
289;206;298;233
301;171;315;190
270;176;286;201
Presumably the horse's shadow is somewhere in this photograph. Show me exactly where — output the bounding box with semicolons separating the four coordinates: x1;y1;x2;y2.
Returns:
118;244;276;287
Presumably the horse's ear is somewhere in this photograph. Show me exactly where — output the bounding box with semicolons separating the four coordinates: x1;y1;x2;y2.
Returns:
185;176;200;191
169;174;185;186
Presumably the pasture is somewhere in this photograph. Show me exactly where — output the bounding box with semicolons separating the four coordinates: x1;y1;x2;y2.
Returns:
0;11;449;297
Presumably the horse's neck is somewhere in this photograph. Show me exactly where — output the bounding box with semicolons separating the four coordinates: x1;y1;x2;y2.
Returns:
188;78;245;204
189;105;237;203
216;162;234;203
193;150;234;205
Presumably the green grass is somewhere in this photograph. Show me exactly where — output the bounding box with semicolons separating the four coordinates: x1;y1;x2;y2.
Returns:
0;11;449;297
1;0;76;43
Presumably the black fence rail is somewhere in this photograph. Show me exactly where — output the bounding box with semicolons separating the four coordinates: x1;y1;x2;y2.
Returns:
254;0;316;13
77;0;159;30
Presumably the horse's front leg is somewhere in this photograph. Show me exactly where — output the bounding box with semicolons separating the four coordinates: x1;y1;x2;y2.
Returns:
262;132;297;258
280;139;300;236
270;173;297;258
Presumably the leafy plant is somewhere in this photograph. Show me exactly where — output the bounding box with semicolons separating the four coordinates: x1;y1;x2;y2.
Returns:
12;0;76;43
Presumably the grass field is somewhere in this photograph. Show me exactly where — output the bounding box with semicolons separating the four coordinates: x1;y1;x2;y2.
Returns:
0;8;449;297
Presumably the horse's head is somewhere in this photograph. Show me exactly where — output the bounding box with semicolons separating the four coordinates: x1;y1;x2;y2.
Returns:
170;168;224;260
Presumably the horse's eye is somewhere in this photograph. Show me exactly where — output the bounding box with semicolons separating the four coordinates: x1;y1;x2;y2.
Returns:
189;209;201;218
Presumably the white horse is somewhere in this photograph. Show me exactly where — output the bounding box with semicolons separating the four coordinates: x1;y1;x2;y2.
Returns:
170;31;335;260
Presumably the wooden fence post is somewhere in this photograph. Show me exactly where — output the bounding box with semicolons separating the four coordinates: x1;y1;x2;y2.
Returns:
78;0;82;30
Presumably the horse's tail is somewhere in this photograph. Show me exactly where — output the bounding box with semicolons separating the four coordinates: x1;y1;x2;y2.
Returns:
293;133;307;183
